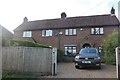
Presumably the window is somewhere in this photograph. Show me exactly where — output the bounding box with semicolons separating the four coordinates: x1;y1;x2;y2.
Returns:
91;27;104;35
65;29;76;35
64;45;77;56
23;31;32;37
42;30;52;37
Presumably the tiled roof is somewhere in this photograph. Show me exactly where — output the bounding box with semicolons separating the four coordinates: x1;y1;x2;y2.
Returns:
0;25;13;38
14;14;120;31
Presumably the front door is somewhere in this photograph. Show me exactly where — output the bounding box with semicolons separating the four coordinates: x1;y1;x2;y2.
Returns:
82;43;91;48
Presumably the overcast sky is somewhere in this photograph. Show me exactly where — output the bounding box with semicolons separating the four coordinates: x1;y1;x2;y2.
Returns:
0;0;119;33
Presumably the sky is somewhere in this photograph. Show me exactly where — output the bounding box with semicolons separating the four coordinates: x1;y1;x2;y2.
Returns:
0;0;120;33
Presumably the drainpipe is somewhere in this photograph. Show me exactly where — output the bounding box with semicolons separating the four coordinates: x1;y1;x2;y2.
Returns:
58;30;60;49
118;27;120;47
31;37;37;43
57;30;62;49
118;1;120;46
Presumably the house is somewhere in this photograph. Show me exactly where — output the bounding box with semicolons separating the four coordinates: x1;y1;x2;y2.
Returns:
14;7;119;56
0;25;13;46
0;25;13;39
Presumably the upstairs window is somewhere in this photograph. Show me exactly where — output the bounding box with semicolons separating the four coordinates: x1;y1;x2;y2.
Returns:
91;27;104;35
65;29;76;35
23;31;32;37
42;30;52;37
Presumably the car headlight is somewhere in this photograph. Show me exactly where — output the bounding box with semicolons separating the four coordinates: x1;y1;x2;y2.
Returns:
95;57;101;60
97;57;101;59
75;56;79;59
75;56;80;61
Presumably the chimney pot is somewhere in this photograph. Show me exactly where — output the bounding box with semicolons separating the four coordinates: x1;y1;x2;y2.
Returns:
61;12;67;19
111;7;115;14
23;17;28;23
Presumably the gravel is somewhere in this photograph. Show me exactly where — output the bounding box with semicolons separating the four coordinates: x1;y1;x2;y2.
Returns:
44;62;116;78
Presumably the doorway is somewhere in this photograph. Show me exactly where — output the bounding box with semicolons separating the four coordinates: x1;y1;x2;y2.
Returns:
82;43;91;48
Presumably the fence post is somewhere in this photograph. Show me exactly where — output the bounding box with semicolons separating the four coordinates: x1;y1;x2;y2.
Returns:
0;46;2;80
116;47;120;80
52;48;57;76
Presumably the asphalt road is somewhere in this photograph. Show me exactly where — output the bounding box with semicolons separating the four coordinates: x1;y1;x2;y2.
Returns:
45;62;116;78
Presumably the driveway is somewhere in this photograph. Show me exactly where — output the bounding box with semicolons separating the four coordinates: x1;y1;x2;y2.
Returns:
45;62;116;78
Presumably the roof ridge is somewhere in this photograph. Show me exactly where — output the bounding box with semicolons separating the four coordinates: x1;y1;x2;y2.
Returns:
29;18;60;22
28;14;112;22
71;14;111;18
14;14;119;31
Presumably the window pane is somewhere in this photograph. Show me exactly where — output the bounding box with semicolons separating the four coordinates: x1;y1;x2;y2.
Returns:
64;46;77;56
91;27;103;35
91;28;94;34
42;30;45;36
69;29;72;35
73;47;76;53
23;32;25;37
65;29;68;35
65;47;68;51
73;29;76;35
49;30;52;36
29;31;32;37
68;47;72;53
46;30;49;36
43;30;52;36
95;28;99;34
100;28;104;34
64;47;68;55
23;31;32;37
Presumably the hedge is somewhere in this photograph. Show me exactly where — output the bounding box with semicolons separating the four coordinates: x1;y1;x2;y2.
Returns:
10;39;51;48
10;39;64;62
103;32;118;64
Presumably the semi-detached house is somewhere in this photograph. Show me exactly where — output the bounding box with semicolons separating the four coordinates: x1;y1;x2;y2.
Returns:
14;7;119;56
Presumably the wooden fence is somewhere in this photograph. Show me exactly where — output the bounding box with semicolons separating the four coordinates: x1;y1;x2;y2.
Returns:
2;47;52;75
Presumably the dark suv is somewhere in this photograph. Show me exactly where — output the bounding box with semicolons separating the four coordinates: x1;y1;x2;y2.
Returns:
75;48;101;69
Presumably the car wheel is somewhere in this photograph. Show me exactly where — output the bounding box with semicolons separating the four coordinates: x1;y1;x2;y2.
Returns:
75;65;79;69
97;63;101;69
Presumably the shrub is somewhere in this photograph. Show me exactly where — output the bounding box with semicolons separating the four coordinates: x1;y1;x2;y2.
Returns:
10;39;51;48
10;40;64;62
2;38;11;47
103;32;119;64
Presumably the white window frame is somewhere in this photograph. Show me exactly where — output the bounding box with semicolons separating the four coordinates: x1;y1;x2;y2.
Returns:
64;45;77;56
65;29;76;35
73;29;76;35
23;31;32;37
65;29;69;35
42;30;52;37
100;28;104;34
91;27;104;35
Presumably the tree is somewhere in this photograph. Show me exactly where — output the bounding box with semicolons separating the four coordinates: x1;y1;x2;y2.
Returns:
103;32;119;64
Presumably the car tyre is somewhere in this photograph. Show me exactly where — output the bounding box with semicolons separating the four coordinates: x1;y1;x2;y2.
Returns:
97;63;101;69
75;65;79;69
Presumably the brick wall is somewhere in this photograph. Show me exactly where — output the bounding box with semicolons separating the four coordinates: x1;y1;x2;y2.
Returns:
14;26;118;53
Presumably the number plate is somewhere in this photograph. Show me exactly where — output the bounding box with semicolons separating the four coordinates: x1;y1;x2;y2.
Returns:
82;61;91;63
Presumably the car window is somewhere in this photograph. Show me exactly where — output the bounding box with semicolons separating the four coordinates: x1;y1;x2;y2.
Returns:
79;48;98;56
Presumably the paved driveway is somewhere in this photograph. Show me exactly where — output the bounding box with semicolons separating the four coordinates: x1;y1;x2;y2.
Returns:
45;62;116;78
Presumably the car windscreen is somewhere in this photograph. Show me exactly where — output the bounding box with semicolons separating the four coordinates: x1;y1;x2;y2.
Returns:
79;48;98;56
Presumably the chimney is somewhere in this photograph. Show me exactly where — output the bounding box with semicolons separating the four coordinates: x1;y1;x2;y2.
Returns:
110;7;115;16
23;17;28;23
61;12;67;19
